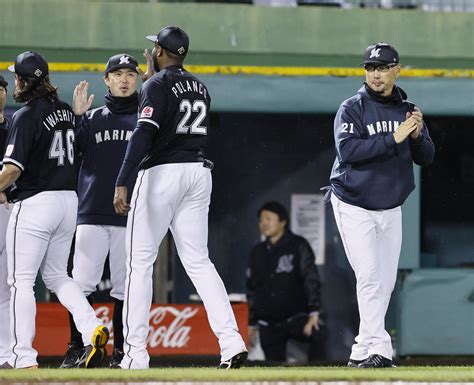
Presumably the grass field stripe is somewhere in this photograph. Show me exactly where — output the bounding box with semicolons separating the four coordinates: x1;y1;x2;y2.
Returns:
0;62;473;78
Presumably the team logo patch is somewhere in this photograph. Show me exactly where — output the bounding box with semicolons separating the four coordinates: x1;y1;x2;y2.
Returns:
119;55;130;64
141;106;154;118
5;144;14;156
370;48;381;58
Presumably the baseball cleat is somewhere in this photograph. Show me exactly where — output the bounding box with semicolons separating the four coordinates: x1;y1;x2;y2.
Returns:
0;362;12;369
59;342;85;368
358;354;395;368
217;351;248;369
347;358;366;368
84;325;109;368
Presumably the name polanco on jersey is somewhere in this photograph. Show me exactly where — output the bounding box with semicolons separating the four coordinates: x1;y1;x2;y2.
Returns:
43;109;75;131
95;129;133;144
366;120;400;136
171;79;207;100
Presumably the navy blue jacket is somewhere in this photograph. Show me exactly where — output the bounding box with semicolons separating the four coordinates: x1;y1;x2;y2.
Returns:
76;106;137;226
330;85;435;210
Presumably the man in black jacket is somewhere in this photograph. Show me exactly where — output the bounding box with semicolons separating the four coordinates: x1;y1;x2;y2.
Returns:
246;201;322;362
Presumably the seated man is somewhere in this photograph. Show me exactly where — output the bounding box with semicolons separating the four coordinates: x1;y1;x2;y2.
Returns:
247;201;324;362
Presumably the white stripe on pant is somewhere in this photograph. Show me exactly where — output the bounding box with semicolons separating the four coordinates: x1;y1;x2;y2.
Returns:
331;193;401;360
6;191;102;368
121;163;246;369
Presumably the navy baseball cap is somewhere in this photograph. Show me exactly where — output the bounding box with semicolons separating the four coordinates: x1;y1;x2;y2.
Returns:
0;75;8;89
362;43;399;66
8;51;49;79
146;26;189;57
105;53;139;75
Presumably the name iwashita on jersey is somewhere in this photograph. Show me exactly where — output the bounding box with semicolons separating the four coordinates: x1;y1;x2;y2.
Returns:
43;109;76;131
171;80;207;100
95;129;133;144
367;120;400;136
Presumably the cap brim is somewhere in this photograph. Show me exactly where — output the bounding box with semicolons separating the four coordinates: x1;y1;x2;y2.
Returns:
146;35;158;43
7;64;15;73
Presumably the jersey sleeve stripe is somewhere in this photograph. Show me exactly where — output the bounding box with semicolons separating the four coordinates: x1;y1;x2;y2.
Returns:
137;118;160;130
3;158;25;171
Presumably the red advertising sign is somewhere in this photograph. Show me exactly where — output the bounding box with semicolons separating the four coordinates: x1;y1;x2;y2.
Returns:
33;303;248;356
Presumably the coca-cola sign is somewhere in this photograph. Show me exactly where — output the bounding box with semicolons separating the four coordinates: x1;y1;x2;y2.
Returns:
34;303;248;356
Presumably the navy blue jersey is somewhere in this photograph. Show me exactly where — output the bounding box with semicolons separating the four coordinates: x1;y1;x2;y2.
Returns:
76;106;137;226
330;85;435;210
3;98;77;202
137;65;209;168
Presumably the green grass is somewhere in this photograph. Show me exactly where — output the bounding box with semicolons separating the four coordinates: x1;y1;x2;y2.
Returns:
0;366;473;382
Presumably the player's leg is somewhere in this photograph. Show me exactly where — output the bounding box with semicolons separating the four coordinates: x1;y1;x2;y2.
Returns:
370;206;402;359
170;164;246;365
121;169;173;369
60;224;109;368
39;192;107;367
108;225;126;367
6;197;53;368
0;205;12;364
331;194;384;362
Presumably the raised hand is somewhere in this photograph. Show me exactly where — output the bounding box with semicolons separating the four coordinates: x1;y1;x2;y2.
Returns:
136;49;155;82
72;80;94;116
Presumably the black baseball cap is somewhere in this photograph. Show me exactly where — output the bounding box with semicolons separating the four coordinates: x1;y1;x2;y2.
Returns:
8;51;49;79
0;75;8;89
146;26;189;57
362;42;399;66
105;53;139;75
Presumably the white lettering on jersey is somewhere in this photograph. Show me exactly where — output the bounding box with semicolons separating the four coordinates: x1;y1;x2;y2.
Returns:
43;109;75;131
171;80;207;100
95;130;133;144
366;121;401;136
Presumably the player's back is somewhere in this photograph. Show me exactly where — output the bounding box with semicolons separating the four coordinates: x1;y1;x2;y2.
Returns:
4;97;77;201
138;65;210;169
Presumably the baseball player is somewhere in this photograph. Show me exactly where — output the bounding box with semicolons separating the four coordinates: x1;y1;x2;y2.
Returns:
114;26;247;369
328;43;435;368
0;51;109;369
0;75;12;365
60;53;149;369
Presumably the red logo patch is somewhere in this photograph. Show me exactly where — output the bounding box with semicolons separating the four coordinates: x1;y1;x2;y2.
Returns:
141;106;154;118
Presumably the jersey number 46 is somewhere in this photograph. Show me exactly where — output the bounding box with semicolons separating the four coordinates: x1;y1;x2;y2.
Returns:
176;99;207;135
49;129;75;166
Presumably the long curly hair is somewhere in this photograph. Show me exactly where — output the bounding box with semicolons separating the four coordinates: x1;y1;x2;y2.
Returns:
13;75;58;103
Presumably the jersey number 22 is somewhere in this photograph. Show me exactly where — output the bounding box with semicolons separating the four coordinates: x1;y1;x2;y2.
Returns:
176;99;207;135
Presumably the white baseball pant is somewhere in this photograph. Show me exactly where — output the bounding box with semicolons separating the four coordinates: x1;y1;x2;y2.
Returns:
6;191;102;368
72;224;126;300
120;163;246;369
331;193;401;360
0;204;12;363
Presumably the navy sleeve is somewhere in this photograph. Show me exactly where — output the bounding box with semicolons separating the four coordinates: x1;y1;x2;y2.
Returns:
335;103;397;164
136;78;169;130
409;122;435;166
2;114;35;171
115;121;156;186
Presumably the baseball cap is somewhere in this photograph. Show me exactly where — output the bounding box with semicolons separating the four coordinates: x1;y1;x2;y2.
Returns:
146;26;189;57
8;51;49;79
105;53;139;75
362;42;399;66
0;75;8;89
